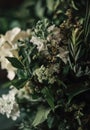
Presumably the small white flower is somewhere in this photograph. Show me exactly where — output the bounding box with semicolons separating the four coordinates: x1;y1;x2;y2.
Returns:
56;47;69;64
47;25;55;32
33;65;57;84
30;36;46;52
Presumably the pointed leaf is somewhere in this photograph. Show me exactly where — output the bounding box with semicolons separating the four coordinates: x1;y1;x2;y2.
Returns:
6;57;24;69
11;78;28;89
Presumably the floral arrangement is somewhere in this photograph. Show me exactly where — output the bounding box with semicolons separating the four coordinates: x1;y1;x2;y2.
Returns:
0;4;90;130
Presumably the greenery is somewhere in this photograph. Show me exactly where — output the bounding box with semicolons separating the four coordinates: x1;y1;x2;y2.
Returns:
0;0;90;130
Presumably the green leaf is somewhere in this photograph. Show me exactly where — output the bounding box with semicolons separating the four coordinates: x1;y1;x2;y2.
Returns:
67;87;90;105
47;115;54;129
75;46;81;61
35;0;45;18
32;106;51;126
6;57;24;69
1;81;12;88
1;78;28;89
41;87;55;109
46;0;54;12
71;0;78;10
11;78;28;89
63;66;70;75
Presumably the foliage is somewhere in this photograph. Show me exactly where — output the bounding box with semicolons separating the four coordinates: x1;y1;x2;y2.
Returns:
0;0;89;33
0;0;90;130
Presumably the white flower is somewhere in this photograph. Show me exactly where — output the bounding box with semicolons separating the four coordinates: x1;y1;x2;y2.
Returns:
0;86;20;120
0;27;30;80
47;26;61;43
10;103;20;120
47;25;55;32
0;35;5;46
56;47;69;64
0;98;5;114
30;36;46;52
0;42;16;80
33;65;57;84
5;27;21;43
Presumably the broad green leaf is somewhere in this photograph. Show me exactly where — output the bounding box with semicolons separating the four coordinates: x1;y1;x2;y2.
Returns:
6;57;24;69
41;87;55;109
32;106;51;126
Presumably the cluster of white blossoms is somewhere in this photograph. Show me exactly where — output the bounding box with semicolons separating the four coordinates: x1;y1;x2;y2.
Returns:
33;64;59;84
0;27;30;80
30;25;56;52
0;86;20;120
30;24;68;64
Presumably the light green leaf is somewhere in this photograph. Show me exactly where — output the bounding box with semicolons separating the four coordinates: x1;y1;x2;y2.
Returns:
32;106;51;126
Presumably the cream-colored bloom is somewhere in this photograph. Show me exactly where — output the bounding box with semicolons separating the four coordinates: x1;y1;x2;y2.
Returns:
56;47;69;64
30;36;46;52
47;26;61;43
0;27;30;80
47;25;55;32
5;27;21;43
0;41;16;80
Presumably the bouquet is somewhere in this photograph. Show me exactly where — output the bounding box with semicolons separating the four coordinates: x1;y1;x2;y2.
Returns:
0;5;90;130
